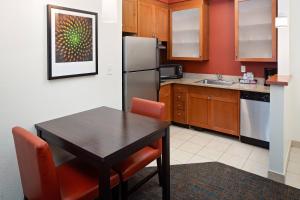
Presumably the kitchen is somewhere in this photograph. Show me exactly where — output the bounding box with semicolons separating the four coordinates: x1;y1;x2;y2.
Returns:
123;0;275;150
1;0;300;199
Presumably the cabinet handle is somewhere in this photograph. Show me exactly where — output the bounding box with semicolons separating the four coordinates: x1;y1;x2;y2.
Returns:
208;96;211;100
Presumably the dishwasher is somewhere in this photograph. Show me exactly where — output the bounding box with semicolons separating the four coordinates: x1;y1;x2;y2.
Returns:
240;91;270;149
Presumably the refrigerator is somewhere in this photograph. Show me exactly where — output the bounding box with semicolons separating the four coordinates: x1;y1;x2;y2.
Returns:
122;36;160;112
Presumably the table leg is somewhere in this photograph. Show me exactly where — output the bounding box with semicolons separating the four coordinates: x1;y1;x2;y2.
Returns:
98;163;112;200
162;127;170;200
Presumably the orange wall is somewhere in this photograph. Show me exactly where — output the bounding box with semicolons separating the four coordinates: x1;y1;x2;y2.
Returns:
166;0;277;77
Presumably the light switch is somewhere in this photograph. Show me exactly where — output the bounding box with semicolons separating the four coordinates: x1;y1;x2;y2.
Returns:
275;16;289;28
107;65;113;75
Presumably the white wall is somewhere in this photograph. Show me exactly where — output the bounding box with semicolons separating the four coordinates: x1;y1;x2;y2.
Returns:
286;0;300;142
277;0;290;75
0;0;122;199
269;0;300;178
282;0;300;174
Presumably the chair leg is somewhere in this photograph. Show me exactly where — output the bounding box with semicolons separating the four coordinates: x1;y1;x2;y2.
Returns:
121;181;129;200
157;157;162;187
112;185;120;200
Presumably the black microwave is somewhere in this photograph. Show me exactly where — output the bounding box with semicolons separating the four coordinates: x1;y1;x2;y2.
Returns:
160;64;183;80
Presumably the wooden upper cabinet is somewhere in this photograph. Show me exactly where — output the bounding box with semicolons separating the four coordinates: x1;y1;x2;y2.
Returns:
123;0;138;33
138;0;156;38
169;0;209;61
155;5;169;42
235;0;277;62
138;0;169;42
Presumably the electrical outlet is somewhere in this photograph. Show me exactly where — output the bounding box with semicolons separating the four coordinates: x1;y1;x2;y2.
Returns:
241;65;246;73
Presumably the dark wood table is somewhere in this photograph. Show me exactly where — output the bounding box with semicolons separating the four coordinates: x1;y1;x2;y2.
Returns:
35;106;170;200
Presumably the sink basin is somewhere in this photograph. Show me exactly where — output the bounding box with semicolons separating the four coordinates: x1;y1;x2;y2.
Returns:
195;79;235;86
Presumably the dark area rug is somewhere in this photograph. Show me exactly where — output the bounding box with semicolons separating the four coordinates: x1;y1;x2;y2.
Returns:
129;162;300;200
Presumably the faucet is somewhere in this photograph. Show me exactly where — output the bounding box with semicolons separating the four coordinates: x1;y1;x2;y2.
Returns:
216;74;223;81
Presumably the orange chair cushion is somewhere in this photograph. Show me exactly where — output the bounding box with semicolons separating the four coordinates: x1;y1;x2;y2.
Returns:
114;146;161;181
57;158;120;200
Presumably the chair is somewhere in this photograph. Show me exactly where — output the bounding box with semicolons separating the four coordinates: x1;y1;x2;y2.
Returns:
113;97;165;200
12;127;120;200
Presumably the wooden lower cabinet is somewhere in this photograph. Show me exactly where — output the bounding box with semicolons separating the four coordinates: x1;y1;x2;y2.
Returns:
160;84;240;136
210;98;239;136
173;85;188;124
159;84;172;121
187;85;240;136
188;87;210;129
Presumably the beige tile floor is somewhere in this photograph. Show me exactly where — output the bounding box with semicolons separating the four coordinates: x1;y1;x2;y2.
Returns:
286;146;300;189
148;125;300;189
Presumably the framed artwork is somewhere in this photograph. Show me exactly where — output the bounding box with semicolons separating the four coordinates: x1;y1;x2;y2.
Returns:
47;5;98;80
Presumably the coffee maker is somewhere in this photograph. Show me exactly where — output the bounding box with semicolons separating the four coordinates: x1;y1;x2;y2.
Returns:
264;68;277;86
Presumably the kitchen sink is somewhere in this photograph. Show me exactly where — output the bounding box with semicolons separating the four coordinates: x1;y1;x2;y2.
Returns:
195;79;235;86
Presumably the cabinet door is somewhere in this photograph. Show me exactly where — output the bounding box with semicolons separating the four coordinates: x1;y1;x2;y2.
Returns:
188;93;210;129
155;5;169;42
123;0;138;33
235;0;277;62
159;85;172;121
169;0;209;60
173;85;188;124
138;1;155;38
210;98;239;136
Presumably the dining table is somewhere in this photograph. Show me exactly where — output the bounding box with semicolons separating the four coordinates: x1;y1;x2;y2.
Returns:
35;106;171;200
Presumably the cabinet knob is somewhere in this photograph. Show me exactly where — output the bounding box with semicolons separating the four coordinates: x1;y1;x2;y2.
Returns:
208;96;211;100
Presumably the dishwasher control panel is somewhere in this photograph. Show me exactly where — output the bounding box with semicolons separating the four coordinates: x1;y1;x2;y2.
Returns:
240;91;270;102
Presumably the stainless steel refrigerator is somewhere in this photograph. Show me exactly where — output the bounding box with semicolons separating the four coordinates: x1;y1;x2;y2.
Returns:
122;36;160;111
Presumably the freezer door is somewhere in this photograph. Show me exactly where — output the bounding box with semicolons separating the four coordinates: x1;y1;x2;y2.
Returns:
123;36;158;72
123;70;159;111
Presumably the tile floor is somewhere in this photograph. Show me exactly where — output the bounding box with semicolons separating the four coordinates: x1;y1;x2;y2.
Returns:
286;146;300;189
148;125;300;189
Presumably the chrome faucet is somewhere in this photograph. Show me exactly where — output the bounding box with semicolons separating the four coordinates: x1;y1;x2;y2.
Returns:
216;74;223;81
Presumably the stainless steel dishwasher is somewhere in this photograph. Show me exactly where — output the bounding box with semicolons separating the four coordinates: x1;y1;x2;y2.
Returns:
240;91;270;149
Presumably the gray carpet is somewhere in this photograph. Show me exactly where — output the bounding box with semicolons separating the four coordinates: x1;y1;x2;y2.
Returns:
129;162;300;200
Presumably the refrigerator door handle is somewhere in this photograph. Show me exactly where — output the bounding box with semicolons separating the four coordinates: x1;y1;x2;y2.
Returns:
156;69;160;95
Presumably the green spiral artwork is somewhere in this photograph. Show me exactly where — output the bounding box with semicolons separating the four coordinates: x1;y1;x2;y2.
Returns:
55;14;93;63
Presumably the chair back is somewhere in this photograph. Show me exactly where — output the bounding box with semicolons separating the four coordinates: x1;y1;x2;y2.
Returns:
12;127;61;200
131;98;165;150
131;97;165;120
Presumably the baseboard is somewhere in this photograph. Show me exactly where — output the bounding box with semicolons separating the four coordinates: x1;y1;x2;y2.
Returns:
284;140;292;177
271;140;295;184
268;170;285;183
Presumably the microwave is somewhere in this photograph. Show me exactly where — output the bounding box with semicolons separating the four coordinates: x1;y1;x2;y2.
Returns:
160;64;183;80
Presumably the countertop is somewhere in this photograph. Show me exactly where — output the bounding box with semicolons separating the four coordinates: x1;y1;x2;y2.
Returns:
161;78;270;93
